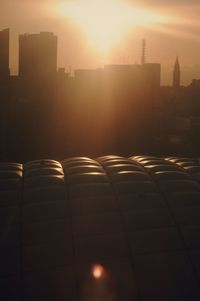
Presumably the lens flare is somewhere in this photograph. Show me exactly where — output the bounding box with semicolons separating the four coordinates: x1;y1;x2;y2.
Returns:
92;264;104;279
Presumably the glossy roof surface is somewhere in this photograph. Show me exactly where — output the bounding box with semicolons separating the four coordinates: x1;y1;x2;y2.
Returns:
1;155;200;301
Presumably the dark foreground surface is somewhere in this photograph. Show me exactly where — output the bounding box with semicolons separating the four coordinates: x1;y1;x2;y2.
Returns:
1;155;200;301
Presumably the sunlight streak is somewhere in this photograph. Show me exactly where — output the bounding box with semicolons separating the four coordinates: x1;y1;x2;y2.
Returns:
57;0;166;51
149;23;200;42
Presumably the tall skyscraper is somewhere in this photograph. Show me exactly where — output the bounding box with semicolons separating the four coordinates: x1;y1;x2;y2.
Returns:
0;28;10;80
19;32;57;79
173;57;180;89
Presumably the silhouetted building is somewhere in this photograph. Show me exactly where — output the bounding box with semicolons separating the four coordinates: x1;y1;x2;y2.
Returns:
104;63;161;89
19;32;57;80
104;64;141;78
190;79;200;89
0;28;10;80
57;67;69;80
142;63;161;89
75;68;103;82
173;57;180;89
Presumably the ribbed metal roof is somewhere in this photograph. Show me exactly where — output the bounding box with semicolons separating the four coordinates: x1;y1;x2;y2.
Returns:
1;155;200;301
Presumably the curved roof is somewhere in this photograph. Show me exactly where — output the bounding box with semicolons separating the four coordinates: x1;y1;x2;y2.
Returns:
1;155;200;301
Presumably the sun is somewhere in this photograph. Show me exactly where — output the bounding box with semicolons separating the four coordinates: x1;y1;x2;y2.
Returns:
58;0;164;52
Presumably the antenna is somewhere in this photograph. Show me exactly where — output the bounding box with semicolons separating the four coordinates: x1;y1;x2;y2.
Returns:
141;39;146;65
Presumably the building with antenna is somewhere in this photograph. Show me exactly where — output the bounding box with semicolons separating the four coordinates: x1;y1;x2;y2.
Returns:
74;39;161;98
141;39;146;65
141;39;161;91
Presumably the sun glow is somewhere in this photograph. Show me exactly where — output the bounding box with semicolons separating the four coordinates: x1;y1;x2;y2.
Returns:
58;0;165;51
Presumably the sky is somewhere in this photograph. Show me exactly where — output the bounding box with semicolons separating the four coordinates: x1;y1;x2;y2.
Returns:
1;0;200;85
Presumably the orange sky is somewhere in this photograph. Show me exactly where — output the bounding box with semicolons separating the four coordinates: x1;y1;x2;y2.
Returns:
1;0;200;85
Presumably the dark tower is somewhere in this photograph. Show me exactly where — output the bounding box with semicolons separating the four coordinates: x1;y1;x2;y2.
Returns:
19;32;57;80
173;57;180;89
141;39;146;65
0;28;10;80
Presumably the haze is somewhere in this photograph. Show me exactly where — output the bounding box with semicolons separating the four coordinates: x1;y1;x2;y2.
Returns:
1;0;200;85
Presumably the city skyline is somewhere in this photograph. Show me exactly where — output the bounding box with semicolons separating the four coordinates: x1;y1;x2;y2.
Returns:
1;0;200;85
0;26;199;88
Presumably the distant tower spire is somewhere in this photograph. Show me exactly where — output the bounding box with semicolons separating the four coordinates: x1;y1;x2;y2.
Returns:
173;56;180;89
141;39;146;65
